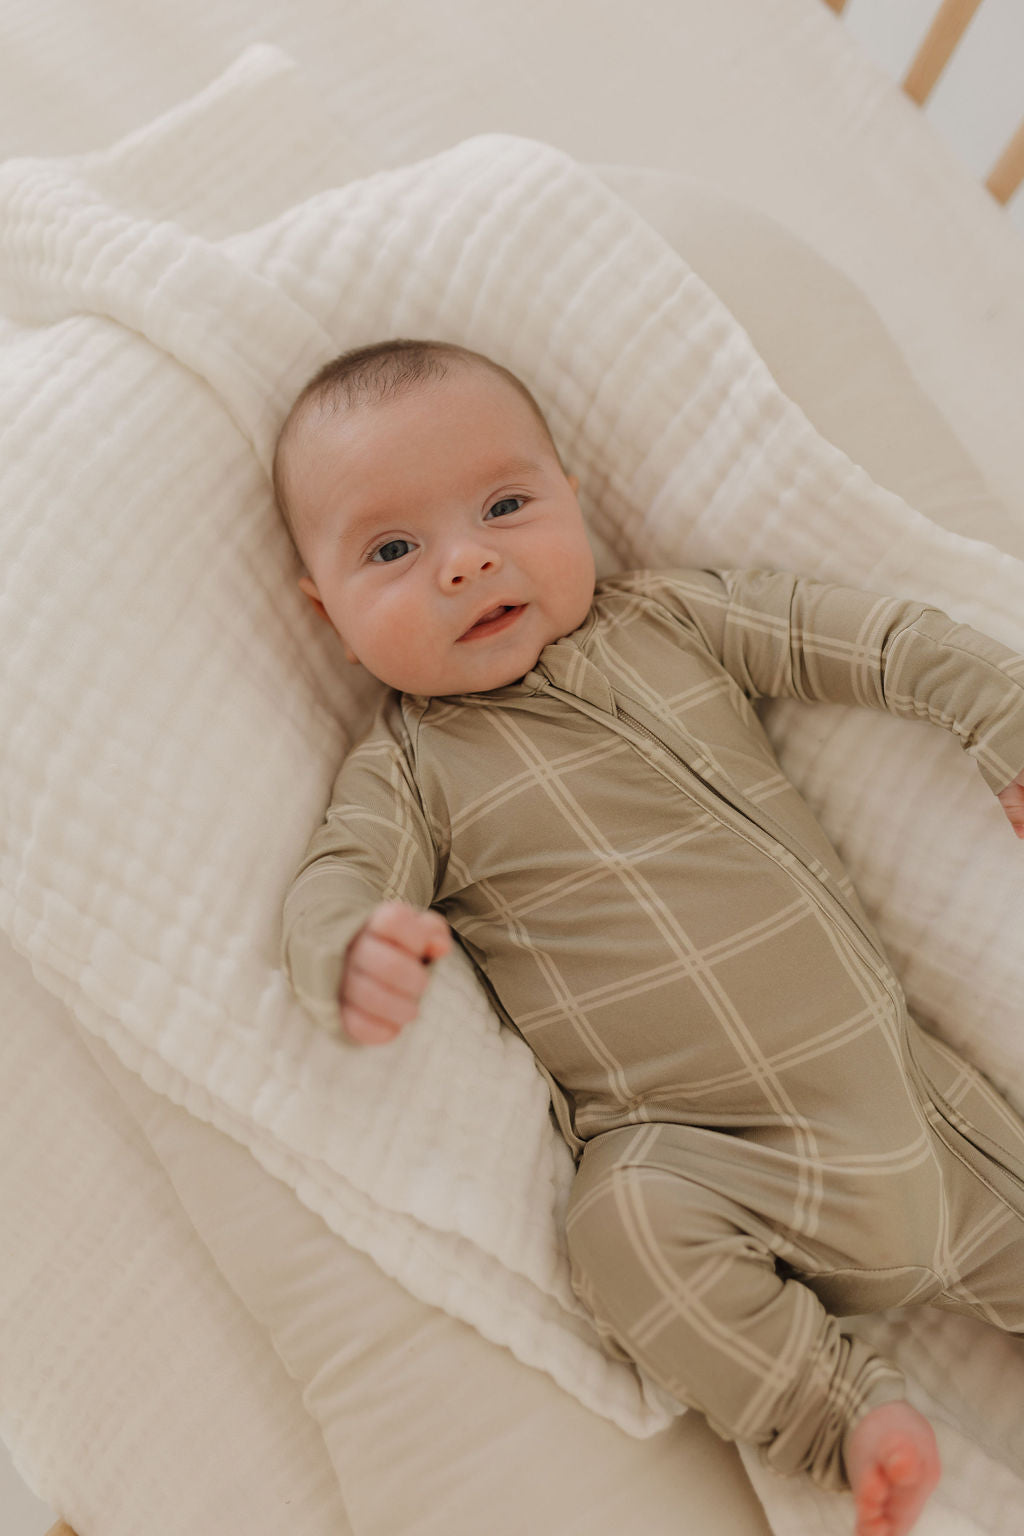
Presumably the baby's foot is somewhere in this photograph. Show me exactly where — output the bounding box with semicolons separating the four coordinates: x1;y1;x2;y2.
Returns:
844;1400;941;1536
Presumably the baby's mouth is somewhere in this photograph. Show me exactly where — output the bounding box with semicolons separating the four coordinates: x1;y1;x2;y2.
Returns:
458;604;525;641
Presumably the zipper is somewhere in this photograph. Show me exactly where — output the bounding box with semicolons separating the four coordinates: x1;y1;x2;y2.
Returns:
612;702;901;996
617;705;672;754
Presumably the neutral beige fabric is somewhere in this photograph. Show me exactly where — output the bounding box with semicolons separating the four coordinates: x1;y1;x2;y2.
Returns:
284;565;1024;1484
565;1124;907;1489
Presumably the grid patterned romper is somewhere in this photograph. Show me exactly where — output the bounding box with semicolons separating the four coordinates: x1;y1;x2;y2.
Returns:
283;568;1024;1489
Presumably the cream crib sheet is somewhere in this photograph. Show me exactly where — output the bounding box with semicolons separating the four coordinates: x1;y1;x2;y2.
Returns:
2;5;1024;1536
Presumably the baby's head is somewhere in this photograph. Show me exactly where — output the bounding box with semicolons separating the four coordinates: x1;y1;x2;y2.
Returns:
272;339;596;696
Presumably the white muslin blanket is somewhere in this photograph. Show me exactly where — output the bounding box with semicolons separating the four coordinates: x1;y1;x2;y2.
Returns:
3;43;1024;1525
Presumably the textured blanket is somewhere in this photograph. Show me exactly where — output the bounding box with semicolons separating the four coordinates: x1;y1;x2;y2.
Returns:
3;44;1024;1531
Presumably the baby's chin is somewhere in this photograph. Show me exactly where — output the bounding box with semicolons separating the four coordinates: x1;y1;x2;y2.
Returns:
370;604;587;694
382;648;544;697
389;666;532;697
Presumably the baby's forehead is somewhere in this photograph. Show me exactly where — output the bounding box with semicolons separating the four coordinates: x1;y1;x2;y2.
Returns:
292;366;534;458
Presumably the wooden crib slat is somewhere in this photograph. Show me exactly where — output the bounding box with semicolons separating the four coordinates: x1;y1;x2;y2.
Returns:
987;115;1024;204
903;0;985;105
44;1523;78;1536
822;0;848;14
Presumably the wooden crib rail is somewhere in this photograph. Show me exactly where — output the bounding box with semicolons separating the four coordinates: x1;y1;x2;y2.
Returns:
823;0;1024;205
902;0;984;104
986;115;1024;204
45;1523;77;1536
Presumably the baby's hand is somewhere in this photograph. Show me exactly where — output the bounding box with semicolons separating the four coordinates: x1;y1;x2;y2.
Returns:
340;901;452;1044
997;772;1024;838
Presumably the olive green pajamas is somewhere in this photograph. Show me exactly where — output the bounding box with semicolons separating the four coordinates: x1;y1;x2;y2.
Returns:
283;568;1024;1490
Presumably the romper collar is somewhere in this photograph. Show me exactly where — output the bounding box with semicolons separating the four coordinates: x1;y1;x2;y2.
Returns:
424;606;615;714
520;609;616;712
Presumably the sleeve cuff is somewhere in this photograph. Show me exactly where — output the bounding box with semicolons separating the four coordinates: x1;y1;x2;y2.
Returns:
281;905;373;1038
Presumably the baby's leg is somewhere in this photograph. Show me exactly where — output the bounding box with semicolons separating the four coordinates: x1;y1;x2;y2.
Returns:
565;1125;910;1494
844;1401;940;1536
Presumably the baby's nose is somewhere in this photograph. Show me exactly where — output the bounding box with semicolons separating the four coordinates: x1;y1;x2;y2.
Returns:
442;540;501;587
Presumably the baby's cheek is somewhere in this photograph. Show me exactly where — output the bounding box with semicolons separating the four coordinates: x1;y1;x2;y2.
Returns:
362;597;436;689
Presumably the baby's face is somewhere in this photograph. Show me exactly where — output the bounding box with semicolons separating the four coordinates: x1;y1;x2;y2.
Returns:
285;366;596;695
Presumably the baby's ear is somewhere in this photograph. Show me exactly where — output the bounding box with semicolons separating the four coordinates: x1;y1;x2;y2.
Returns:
297;575;360;664
298;575;331;623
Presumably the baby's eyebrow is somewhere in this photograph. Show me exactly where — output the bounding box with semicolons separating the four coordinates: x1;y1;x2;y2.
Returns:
336;507;392;549
337;457;547;547
483;456;546;481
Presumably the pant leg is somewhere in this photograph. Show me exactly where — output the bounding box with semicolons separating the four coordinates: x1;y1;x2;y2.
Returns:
565;1124;905;1492
909;1028;1024;1329
928;1150;1024;1332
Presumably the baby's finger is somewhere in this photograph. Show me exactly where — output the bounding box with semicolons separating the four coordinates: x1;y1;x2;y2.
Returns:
343;966;422;1028
365;901;452;963
997;780;1024;838
340;1003;403;1046
349;932;435;1000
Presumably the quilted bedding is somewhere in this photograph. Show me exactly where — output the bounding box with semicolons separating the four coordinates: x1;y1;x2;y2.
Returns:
3;40;1024;1535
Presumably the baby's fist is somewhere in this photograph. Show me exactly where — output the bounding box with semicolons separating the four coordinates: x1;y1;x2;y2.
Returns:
340;901;452;1044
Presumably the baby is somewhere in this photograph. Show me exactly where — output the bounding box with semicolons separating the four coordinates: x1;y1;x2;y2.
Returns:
274;337;1024;1536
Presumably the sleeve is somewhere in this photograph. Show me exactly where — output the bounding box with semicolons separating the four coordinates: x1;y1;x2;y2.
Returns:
281;697;440;1036
657;567;1024;794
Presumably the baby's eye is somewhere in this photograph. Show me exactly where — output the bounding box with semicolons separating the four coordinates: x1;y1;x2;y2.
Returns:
486;497;524;519
370;538;414;564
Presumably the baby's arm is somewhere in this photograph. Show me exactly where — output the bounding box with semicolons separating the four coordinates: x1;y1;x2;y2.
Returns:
282;697;443;1038
845;1401;941;1536
340;900;451;1044
653;569;1024;815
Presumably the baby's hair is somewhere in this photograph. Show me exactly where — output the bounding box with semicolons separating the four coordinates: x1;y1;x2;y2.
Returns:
272;337;561;559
